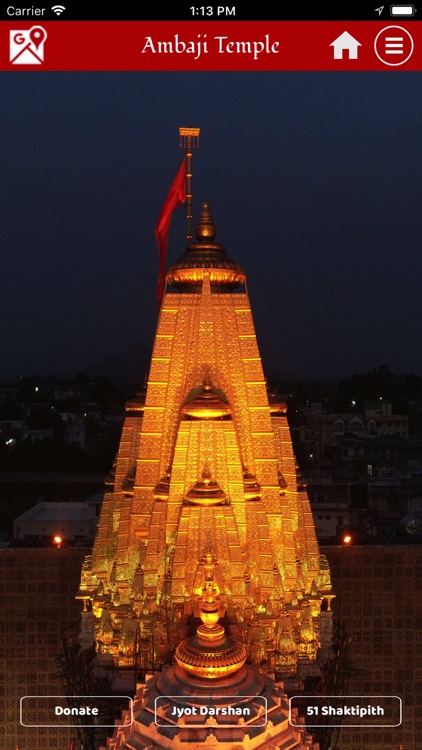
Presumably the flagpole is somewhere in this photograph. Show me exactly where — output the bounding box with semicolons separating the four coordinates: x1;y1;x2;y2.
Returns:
179;127;200;242
155;127;200;310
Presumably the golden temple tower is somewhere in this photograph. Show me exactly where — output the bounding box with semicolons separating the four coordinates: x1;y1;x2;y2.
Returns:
77;136;333;749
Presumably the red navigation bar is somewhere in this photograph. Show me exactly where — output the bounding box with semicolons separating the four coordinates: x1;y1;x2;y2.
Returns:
1;21;421;71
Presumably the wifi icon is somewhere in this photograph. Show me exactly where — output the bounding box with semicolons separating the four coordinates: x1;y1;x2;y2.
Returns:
51;4;66;14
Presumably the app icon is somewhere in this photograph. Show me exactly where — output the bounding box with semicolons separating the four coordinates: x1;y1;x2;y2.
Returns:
374;25;414;65
9;26;47;65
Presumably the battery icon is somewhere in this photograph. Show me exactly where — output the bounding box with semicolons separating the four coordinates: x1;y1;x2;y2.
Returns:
390;4;416;14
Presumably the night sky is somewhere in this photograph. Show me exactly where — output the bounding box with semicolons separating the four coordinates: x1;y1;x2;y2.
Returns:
2;72;421;380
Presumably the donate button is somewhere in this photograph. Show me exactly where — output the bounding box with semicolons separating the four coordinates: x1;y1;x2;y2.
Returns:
20;695;133;727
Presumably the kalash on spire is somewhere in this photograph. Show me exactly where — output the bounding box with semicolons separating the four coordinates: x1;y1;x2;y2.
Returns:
76;129;334;750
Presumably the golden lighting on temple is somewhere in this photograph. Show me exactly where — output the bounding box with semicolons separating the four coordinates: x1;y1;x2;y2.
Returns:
77;131;335;750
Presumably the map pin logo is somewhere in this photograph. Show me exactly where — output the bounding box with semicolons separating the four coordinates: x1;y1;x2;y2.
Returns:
29;26;47;49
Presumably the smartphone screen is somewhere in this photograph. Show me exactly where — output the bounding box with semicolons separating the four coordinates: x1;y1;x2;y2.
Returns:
0;5;420;750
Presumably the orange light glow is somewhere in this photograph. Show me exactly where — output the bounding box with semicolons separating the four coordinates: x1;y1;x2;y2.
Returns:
343;534;352;545
53;535;62;547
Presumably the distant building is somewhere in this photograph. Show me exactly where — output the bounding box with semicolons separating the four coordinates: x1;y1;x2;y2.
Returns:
63;419;87;449
308;481;350;539
22;426;54;441
299;403;408;457
364;400;409;438
14;497;102;542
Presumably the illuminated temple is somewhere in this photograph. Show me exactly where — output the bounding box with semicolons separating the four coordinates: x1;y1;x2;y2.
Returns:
77;139;334;749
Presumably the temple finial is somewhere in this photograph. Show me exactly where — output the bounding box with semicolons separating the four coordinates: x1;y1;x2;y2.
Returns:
195;202;217;242
202;371;213;392
201;462;212;484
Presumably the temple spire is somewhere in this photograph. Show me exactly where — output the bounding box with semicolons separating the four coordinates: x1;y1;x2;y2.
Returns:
82;136;334;750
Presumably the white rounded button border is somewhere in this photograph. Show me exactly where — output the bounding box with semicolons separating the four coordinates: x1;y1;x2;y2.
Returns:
374;25;414;66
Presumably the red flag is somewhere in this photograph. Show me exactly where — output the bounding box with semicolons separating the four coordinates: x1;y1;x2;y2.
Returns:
156;158;186;308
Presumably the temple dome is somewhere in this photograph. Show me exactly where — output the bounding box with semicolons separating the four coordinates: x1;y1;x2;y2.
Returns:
182;374;232;420
166;202;246;292
185;465;228;507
